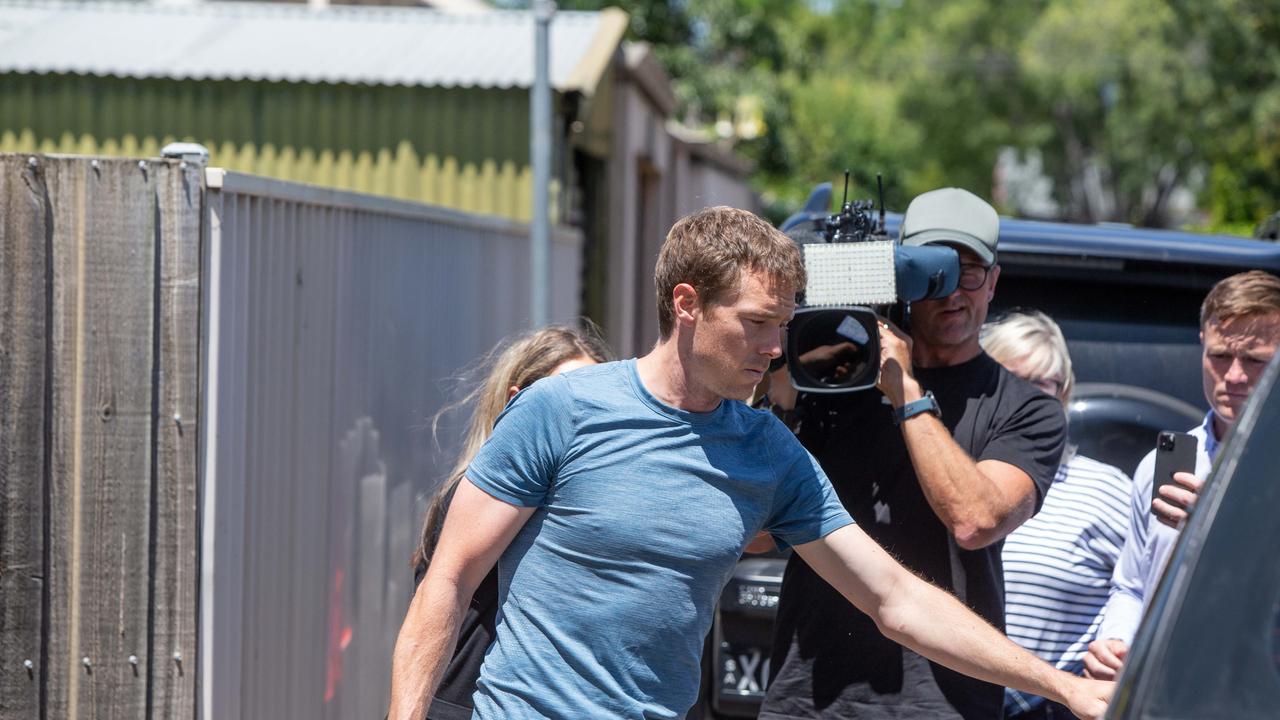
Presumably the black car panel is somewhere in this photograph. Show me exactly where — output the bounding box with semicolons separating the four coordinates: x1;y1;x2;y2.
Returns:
1068;383;1204;476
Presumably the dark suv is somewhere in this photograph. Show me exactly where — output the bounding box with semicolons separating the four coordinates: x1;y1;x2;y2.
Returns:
700;208;1280;718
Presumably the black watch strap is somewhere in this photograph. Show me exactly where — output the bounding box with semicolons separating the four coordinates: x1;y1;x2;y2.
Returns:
894;390;940;425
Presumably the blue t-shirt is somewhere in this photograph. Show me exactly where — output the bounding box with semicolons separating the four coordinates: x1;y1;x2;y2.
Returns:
465;359;853;719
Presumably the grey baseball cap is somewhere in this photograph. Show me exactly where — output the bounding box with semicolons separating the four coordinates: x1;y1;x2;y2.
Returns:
899;187;999;266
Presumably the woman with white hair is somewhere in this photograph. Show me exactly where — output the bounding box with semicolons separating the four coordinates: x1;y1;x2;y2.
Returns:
981;310;1132;720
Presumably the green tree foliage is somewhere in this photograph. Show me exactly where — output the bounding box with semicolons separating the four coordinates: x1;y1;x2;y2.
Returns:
525;0;1278;229
1014;0;1215;225
1169;0;1280;231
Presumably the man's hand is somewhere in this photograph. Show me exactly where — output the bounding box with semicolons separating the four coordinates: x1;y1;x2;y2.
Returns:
1059;675;1114;720
1152;471;1204;529
875;318;919;408
1083;638;1129;681
798;341;860;374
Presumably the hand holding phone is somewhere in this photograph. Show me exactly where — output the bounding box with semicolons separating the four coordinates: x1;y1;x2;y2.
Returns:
1152;431;1199;528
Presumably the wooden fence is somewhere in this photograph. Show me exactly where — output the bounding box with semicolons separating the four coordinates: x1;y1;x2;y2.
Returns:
0;154;200;718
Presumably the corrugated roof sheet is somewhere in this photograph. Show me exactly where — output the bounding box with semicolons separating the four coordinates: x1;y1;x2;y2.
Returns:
0;0;627;91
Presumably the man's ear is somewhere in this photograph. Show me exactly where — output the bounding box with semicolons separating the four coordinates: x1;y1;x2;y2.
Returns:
672;283;701;327
986;263;1001;301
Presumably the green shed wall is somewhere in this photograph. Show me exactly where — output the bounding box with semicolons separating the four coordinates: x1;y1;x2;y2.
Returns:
0;73;564;221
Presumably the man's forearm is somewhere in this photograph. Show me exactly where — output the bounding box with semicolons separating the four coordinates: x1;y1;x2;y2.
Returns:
899;408;1030;548
800;525;1110;718
389;574;469;720
878;569;1075;705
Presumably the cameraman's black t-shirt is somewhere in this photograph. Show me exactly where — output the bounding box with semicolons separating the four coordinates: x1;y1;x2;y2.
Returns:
760;352;1065;720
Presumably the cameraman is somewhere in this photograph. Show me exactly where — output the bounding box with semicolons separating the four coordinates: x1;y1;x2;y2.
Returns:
760;188;1066;720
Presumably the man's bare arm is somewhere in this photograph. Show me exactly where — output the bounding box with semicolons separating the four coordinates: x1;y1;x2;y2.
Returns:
388;480;536;720
876;321;1039;549
901;414;1038;549
794;524;1112;719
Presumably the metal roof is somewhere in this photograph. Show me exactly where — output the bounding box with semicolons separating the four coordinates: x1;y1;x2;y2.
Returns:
0;0;627;91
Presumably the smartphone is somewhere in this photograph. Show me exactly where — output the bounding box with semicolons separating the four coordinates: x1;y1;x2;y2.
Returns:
1152;431;1197;505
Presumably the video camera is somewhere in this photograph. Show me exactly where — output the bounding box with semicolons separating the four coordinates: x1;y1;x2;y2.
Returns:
778;174;961;394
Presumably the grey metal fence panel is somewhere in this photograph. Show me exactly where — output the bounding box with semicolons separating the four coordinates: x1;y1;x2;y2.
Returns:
199;170;583;719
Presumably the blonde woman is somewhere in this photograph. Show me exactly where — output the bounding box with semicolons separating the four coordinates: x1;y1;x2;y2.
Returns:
981;310;1131;720
407;324;611;720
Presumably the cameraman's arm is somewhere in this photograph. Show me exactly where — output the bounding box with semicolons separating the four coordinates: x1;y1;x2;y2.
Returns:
876;322;1037;550
900;402;1036;549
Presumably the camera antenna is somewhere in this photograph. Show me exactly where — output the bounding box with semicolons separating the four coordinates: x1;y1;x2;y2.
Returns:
877;174;886;234
841;169;851;210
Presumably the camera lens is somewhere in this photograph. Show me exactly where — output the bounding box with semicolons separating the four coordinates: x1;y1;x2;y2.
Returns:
788;308;877;391
1158;433;1174;451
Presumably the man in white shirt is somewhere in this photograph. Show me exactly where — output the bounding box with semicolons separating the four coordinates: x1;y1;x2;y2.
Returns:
1084;270;1280;680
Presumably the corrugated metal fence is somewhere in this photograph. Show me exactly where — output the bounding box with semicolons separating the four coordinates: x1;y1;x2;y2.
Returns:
0;152;584;719
200;168;582;720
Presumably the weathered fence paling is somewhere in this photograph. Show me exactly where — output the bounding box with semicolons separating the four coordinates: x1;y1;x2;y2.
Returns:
0;151;49;720
150;158;202;718
0;154;199;719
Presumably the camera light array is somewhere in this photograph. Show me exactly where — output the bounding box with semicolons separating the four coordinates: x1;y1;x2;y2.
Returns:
802;241;897;306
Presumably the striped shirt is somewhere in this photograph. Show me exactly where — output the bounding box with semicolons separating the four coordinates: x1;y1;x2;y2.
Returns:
1002;454;1132;715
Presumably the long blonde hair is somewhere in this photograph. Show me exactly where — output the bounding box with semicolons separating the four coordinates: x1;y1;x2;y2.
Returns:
411;323;612;573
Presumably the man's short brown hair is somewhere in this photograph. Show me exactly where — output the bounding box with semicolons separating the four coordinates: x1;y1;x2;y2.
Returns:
1200;270;1280;328
654;206;805;338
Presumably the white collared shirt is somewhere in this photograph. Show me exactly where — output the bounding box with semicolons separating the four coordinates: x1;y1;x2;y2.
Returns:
1096;412;1220;643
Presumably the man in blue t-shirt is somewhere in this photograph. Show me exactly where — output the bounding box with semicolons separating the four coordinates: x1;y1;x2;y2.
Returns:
389;206;1112;720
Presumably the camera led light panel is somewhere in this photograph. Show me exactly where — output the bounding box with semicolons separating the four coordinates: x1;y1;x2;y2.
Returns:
803;240;897;306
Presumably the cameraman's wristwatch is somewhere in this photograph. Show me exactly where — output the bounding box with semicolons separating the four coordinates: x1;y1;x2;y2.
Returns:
893;390;941;425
